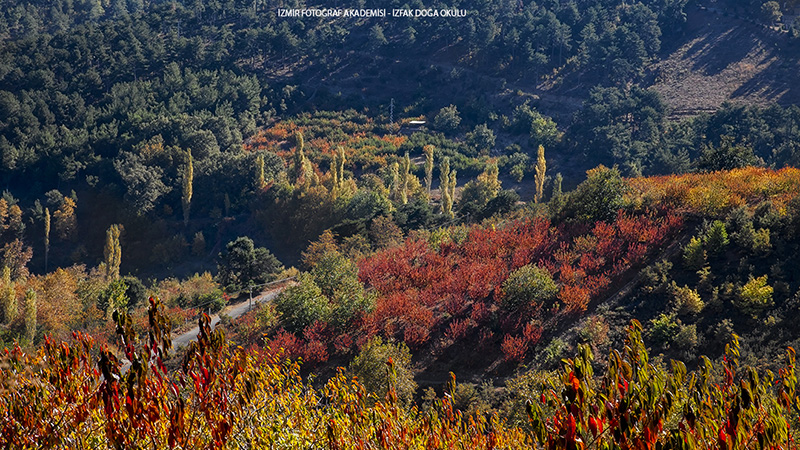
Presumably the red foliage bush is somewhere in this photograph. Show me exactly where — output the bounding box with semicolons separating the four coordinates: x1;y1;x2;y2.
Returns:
523;322;543;346
357;210;683;356
266;328;305;360
501;334;528;362
445;318;474;341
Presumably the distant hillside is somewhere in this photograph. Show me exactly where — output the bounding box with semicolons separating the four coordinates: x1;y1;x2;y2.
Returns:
648;4;800;118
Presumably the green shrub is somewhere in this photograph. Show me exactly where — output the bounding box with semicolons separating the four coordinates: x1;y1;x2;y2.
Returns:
648;314;679;348
703;220;729;255
273;273;330;333
673;324;699;352
683;236;706;270
501;264;559;311
640;260;672;293
734;275;773;317
195;289;226;313
348;337;417;407
563;165;626;223
671;284;704;315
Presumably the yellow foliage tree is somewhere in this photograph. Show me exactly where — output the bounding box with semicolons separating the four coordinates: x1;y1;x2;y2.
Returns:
534;145;546;203
104;224;122;280
182;149;193;227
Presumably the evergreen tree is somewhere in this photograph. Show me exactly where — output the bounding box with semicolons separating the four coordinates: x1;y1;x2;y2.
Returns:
433;105;461;132
104;224;122;280
182;149;193;227
217;236;283;291
704;221;729;255
369;24;388;48
192;232;206;257
534;145;547;203
683;236;707;270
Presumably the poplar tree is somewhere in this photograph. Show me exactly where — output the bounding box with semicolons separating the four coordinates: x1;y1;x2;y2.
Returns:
332;146;346;191
400;152;411;204
182;149;193;227
0;199;8;236
549;172;565;215
477;161;501;198
1;266;15;324
23;288;36;344
534;145;547;203
8;204;24;239
439;157;451;217
256;154;267;189
448;168;457;217
44;207;50;272
391;162;401;203
293;131;311;184
104;224;122;280
336;146;346;188
53;197;76;240
423;145;434;197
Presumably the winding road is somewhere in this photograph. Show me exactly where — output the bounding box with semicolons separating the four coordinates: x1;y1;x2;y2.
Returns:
120;285;289;373
171;288;285;349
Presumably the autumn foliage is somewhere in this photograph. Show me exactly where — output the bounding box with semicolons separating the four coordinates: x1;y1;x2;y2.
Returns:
358;210;682;350
0;297;533;449
4;302;800;449
626;166;800;216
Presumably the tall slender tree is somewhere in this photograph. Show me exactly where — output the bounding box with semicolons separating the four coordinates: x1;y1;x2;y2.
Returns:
448;168;457;217
549;172;565;215
1;266;15;324
478;160;501;198
332;146;346;191
182;149;193;227
534;145;547;203
423;145;434;197
44;207;50;272
336;146;346;188
293;131;310;185
256;154;267;189
104;224;122;280
400;152;411;205
440;157;455;218
23;288;36;344
391;162;401;203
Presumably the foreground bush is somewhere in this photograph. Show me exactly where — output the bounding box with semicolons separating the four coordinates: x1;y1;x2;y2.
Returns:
3;299;800;449
0;297;530;449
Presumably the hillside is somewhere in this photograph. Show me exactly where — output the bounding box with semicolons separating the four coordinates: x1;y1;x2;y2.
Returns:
3;0;800;447
4;167;800;449
649;3;800;118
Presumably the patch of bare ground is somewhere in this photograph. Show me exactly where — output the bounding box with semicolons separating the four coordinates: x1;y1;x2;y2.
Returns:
649;4;800;118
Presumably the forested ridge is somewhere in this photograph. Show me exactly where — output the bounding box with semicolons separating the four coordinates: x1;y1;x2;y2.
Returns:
3;0;800;448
